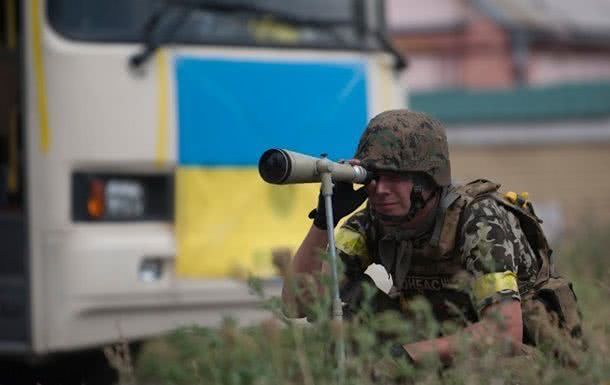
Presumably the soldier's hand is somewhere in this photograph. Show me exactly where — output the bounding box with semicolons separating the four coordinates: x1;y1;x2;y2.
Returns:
309;181;367;229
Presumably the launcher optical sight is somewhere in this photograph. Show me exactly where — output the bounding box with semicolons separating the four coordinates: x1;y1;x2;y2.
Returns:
258;148;370;185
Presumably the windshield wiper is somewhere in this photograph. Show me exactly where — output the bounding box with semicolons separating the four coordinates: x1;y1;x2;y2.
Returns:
373;29;407;70
129;3;193;68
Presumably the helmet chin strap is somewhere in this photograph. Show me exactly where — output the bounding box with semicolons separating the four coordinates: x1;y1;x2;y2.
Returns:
374;185;438;225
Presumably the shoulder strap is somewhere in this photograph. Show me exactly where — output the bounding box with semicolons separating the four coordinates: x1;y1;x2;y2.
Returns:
430;179;501;255
429;187;460;247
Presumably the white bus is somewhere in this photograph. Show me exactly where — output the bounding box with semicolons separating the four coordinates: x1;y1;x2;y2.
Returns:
0;0;405;358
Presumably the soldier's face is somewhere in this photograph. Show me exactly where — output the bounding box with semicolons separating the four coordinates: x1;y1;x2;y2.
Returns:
365;172;415;218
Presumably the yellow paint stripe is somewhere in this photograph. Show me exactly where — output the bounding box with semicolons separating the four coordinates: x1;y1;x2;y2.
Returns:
155;50;169;166
31;0;51;153
378;58;393;111
472;271;519;304
5;0;17;49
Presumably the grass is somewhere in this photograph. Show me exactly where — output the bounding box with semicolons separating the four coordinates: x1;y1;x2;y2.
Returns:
113;224;610;385
554;223;610;356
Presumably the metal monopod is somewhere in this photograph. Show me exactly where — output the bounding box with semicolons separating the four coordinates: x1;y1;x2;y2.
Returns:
317;155;346;381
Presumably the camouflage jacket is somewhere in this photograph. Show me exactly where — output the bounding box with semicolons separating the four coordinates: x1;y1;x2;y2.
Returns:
335;180;540;326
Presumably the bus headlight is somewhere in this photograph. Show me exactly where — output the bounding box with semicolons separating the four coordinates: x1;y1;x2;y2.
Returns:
72;172;173;222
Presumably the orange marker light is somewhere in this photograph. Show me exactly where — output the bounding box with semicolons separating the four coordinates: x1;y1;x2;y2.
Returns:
87;179;105;219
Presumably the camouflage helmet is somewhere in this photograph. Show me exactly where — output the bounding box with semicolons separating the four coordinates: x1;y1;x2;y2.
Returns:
354;109;451;187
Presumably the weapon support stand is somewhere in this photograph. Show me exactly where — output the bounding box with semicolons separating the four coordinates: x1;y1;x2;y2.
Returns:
318;156;345;383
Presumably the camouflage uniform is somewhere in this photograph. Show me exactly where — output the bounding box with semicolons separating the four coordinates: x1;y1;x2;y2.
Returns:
337;193;538;326
336;110;583;359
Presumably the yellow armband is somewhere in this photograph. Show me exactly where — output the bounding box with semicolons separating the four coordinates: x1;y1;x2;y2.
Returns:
472;271;519;305
335;228;369;260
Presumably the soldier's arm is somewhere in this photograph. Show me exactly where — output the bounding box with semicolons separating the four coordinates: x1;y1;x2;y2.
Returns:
282;210;372;318
281;224;329;318
400;299;523;364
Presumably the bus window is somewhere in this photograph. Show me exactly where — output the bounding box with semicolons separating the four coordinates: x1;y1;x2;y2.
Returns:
46;0;382;51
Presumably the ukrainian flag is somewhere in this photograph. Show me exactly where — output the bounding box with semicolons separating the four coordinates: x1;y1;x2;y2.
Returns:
175;56;368;278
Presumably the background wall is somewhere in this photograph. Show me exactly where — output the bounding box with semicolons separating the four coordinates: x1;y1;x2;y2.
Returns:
451;143;610;240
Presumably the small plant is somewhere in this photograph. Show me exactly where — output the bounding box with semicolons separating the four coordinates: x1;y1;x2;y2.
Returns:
103;327;136;385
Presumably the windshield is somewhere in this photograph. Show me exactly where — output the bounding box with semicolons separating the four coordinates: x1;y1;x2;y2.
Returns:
47;0;381;50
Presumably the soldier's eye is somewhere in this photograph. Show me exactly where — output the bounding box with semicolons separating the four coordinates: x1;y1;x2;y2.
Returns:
374;172;405;182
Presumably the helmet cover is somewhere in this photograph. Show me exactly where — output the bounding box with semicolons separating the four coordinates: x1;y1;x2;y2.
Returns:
354;109;451;186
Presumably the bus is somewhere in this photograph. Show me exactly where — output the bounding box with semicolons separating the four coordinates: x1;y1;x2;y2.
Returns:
0;0;405;358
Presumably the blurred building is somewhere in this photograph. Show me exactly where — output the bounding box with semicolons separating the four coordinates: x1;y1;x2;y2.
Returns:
387;0;610;238
388;0;610;90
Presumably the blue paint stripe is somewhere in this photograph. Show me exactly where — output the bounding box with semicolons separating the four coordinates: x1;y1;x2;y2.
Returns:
175;57;368;166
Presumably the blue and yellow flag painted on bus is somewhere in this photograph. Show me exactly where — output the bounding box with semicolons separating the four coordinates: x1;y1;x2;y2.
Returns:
175;57;368;278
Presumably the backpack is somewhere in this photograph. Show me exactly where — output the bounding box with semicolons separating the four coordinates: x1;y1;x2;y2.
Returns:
443;179;585;364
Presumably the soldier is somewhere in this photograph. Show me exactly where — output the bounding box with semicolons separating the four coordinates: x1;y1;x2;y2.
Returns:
281;109;584;366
